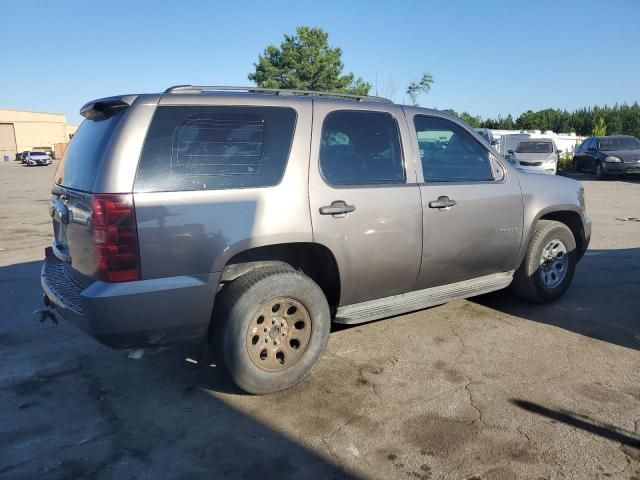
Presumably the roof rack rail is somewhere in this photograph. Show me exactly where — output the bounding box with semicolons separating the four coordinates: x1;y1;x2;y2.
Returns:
163;85;393;103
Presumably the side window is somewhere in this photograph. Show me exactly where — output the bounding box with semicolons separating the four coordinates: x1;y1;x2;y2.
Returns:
135;106;297;192
414;115;494;182
319;110;405;186
579;138;591;152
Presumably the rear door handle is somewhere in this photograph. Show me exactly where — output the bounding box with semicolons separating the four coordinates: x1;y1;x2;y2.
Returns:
319;200;356;218
428;196;457;209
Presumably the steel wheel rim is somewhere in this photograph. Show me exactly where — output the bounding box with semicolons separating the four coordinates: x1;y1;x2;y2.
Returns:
539;239;568;289
245;297;313;372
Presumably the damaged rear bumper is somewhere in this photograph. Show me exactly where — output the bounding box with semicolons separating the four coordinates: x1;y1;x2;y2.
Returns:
41;247;218;349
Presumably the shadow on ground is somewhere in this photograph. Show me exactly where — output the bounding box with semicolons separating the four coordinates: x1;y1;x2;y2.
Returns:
511;399;640;450
474;247;640;352
0;260;356;479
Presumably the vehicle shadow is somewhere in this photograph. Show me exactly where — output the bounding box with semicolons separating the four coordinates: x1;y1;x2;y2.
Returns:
510;399;640;450
473;247;640;351
0;260;357;479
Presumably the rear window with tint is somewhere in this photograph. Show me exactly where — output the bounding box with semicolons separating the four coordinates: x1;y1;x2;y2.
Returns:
54;112;125;191
134;106;297;192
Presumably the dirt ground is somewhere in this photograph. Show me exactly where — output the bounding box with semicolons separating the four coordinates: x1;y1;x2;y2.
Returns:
1;161;639;479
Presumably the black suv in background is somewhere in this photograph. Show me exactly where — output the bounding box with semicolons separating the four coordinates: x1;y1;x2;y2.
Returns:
573;135;640;179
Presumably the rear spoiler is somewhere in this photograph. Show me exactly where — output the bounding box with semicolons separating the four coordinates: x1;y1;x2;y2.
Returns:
80;95;138;120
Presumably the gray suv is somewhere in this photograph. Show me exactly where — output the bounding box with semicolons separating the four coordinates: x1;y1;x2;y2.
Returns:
41;86;591;394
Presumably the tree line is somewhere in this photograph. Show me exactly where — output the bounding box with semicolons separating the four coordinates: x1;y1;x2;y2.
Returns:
441;104;640;137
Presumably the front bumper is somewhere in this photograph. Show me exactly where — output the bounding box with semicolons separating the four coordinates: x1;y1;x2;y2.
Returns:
580;215;592;261
41;247;218;348
603;162;640;175
516;164;557;175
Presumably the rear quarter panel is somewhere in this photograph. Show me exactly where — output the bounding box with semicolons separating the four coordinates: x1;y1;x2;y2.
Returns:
134;95;313;279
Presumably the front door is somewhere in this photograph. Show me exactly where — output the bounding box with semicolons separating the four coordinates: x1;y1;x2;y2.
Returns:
408;113;524;289
308;104;422;307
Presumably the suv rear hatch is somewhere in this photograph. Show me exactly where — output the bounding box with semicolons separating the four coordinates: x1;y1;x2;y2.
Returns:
49;98;140;289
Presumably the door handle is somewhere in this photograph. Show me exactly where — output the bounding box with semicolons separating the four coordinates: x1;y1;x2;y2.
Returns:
319;200;356;217
428;196;457;209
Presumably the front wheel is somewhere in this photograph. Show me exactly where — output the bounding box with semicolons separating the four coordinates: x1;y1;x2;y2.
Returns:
213;266;330;394
594;160;606;180
511;220;577;303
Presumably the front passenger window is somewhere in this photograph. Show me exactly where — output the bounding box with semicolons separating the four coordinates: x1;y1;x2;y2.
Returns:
414;115;494;182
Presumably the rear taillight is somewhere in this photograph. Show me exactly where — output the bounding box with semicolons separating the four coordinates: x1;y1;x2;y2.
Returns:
92;194;140;282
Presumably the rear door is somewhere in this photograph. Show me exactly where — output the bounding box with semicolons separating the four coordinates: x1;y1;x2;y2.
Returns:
408;112;523;289
308;103;422;306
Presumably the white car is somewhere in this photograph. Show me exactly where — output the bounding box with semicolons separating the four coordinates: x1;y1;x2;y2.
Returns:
507;139;560;175
24;151;53;167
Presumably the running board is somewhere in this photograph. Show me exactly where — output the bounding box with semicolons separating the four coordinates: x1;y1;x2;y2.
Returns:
334;271;514;325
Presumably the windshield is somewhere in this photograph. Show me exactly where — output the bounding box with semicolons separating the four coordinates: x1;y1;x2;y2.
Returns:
516;141;552;153
31;151;47;156
599;137;640;151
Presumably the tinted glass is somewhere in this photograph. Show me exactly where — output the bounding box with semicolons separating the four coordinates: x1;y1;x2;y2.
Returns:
54;112;125;191
414;116;494;182
599;136;640;151
135;106;297;192
516;141;553;153
319;111;405;185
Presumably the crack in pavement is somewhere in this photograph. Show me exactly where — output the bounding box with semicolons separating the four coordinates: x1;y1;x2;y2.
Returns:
516;424;536;449
463;378;486;426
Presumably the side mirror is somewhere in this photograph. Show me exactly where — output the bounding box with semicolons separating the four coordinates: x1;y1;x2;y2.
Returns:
557;149;564;154
588;147;596;152
491;139;499;146
507;149;514;155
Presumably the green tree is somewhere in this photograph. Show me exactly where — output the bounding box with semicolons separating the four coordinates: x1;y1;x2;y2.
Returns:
248;26;371;95
406;73;434;106
592;116;607;136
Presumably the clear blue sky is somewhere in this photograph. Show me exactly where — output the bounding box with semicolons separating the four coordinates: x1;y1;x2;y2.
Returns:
2;0;638;124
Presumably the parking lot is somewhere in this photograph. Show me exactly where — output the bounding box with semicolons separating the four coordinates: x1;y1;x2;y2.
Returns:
1;161;639;479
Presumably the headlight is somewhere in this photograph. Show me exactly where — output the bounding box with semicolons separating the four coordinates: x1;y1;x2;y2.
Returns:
605;155;621;163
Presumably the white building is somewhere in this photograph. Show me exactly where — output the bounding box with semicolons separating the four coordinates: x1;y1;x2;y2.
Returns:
0;108;79;162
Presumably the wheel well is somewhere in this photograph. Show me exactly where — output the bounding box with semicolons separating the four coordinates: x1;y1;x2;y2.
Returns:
222;243;341;311
539;211;585;258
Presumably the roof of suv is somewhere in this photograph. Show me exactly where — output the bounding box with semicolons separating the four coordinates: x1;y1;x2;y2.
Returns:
80;85;457;123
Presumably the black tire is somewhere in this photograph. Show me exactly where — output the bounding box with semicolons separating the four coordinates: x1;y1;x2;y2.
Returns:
511;220;576;303
213;266;330;394
594;160;606;180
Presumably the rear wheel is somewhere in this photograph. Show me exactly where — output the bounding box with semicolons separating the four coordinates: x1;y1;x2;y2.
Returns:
511;220;577;303
213;266;330;394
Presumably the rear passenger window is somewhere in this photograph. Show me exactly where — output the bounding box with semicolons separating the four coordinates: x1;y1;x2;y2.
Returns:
135;106;297;192
320;111;405;186
414;115;494;182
